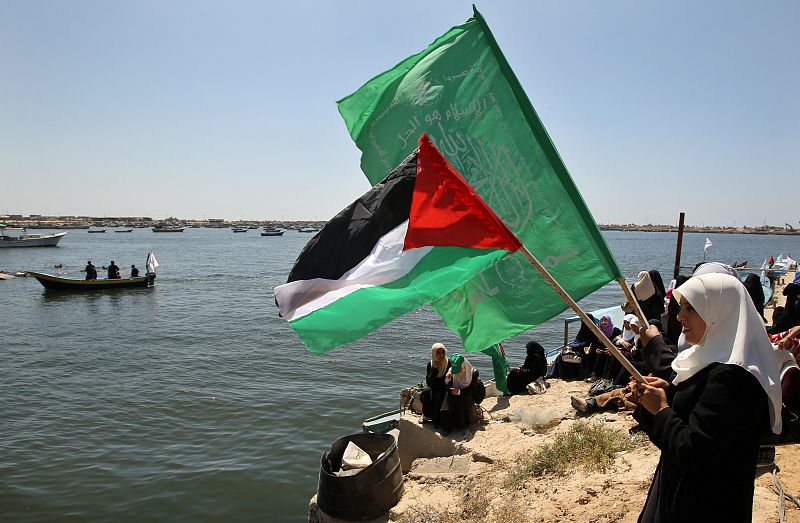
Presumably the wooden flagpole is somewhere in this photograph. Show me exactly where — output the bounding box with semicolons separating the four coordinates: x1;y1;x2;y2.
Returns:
517;245;646;383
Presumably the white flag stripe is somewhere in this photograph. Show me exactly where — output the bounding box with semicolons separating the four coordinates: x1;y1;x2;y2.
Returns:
274;221;432;321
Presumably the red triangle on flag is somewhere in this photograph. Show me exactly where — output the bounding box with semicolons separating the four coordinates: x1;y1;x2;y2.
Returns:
403;134;522;253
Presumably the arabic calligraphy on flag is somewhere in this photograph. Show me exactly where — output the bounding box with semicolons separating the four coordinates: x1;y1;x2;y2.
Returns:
337;7;624;351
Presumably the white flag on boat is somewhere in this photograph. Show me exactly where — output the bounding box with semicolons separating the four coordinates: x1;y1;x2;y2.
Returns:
704;238;713;252
146;251;159;273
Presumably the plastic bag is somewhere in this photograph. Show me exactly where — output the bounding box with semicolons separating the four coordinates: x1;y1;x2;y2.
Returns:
341;441;372;471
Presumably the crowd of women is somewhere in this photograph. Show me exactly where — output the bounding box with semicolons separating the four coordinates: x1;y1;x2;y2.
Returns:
415;262;800;521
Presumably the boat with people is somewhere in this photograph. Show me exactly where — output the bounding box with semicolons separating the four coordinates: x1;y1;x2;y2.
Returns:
0;226;67;248
28;252;159;291
28;272;154;291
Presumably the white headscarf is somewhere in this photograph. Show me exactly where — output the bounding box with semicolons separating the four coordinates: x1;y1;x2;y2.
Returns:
430;342;448;377
451;357;474;390
622;313;637;342
692;261;740;280
672;273;783;433
634;271;656;301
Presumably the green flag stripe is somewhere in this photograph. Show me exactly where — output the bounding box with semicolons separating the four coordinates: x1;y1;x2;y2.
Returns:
289;246;509;354
472;8;621;280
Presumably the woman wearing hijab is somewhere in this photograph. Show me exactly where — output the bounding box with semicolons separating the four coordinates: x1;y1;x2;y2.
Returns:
506;341;548;394
742;273;766;322
770;283;800;334
440;353;483;432
421;342;450;424
586;315;623;381
632;271;666;323
663;275;689;345
631;273;783;522
648;270;667;303
546;314;599;380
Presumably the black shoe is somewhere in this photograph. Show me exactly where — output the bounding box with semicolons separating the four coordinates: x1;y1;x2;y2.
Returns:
571;396;589;413
571;395;598;414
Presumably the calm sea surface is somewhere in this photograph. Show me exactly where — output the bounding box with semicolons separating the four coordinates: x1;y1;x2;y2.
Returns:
2;228;798;521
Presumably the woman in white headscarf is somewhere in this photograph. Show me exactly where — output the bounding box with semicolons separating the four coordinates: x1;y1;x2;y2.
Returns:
420;342;450;424
632;273;782;522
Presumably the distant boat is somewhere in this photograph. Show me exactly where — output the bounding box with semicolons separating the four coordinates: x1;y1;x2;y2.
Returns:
232;228;248;233
152;225;185;232
248;225;259;229
0;227;67;248
115;229;133;233
88;229;106;233
27;272;155;291
261;228;284;236
298;227;318;233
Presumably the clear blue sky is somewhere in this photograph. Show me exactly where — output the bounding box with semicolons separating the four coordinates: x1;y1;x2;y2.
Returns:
1;1;797;226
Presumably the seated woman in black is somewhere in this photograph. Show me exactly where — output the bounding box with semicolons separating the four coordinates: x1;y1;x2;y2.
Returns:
506;341;547;394
440;353;482;432
771;283;800;334
586;314;623;381
420;342;450;424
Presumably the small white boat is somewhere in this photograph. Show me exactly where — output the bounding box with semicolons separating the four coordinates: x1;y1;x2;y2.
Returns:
0;227;67;248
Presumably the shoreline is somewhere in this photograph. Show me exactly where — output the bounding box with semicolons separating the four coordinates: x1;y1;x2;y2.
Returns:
2;214;798;235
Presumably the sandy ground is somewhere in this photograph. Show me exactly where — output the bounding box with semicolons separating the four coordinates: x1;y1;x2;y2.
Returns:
384;271;800;522
379;379;800;523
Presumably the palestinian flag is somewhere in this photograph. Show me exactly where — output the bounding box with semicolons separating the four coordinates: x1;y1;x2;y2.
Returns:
275;134;522;354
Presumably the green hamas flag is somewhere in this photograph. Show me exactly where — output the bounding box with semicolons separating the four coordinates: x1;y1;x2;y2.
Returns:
337;7;623;352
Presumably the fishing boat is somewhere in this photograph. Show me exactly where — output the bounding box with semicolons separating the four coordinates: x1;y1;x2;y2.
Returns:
261;228;284;236
115;229;133;233
0;227;67;248
88;228;106;233
232;228;248;233
298;227;318;233
28;252;159;291
152;225;184;232
28;272;155;291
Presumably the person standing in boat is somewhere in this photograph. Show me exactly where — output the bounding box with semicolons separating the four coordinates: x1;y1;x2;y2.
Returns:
107;260;120;279
130;264;139;278
85;261;97;281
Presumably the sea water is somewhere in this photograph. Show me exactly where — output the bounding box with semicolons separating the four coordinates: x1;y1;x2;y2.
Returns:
1;228;797;521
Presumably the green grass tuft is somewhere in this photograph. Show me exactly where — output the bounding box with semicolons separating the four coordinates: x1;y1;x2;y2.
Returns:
508;420;638;486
